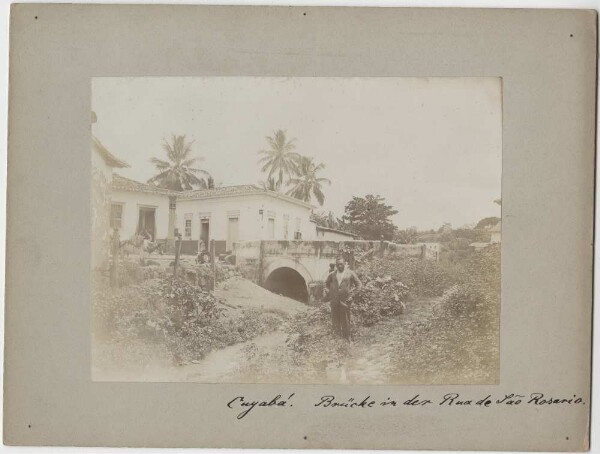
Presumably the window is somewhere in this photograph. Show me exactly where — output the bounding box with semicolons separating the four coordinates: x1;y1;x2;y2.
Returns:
110;203;123;229
268;217;275;239
184;214;192;238
283;214;290;240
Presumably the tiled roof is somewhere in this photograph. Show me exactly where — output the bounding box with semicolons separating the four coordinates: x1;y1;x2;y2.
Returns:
178;185;313;208
111;176;312;208
178;185;263;199
112;174;177;196
315;225;358;238
92;136;130;168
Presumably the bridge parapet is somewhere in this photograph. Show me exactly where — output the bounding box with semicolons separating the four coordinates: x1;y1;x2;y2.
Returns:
233;240;440;303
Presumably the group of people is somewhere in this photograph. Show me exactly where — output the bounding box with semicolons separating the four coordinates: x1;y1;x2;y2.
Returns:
324;257;362;340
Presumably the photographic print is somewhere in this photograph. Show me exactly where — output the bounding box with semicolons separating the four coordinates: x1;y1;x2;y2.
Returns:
91;77;502;384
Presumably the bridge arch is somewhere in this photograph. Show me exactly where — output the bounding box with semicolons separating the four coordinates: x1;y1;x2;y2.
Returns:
263;258;314;303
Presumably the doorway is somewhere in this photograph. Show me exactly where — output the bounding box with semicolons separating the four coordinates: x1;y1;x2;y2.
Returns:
137;207;156;240
227;217;239;252
200;218;210;251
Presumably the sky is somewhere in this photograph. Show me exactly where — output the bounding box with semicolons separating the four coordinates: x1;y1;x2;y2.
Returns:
92;77;502;231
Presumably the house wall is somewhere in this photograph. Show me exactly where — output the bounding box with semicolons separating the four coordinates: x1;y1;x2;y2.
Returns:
175;194;314;248
315;228;356;241
111;190;171;240
491;231;501;243
91;149;113;270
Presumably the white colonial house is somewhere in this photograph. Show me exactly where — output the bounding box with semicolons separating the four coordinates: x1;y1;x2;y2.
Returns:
92;130;358;261
110;174;177;243
100;173;323;256
91;136;129;269
175;185;316;254
315;225;358;241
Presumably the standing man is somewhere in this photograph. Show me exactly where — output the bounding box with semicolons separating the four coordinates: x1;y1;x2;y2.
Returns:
325;257;362;339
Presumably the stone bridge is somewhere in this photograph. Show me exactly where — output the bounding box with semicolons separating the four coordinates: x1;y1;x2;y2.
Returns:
234;240;439;303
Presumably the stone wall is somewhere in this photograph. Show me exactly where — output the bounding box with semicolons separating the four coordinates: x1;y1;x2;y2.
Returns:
234;240;263;283
234;239;441;290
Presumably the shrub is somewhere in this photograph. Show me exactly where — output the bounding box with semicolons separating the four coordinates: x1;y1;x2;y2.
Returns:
438;244;500;328
117;259;145;287
348;275;409;326
387;244;501;383
285;305;350;365
93;274;284;368
358;256;455;299
92;283;152;340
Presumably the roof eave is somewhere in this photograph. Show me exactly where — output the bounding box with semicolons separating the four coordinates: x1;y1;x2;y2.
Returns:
112;186;177;196
92;136;130;168
178;189;313;209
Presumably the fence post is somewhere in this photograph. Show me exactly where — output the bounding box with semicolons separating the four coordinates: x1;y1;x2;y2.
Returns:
210;239;216;290
173;231;182;276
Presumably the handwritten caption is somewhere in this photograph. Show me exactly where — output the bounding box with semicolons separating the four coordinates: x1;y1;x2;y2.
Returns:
226;392;585;419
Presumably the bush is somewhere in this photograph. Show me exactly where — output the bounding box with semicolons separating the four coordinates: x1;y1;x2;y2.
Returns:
284;305;351;372
387;244;501;383
117;259;145;287
437;244;500;328
358;256;455;299
348;275;409;326
93;275;284;368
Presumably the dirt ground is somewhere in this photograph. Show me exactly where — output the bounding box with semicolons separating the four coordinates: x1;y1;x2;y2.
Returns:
93;277;306;382
167;295;442;384
214;276;306;315
94;276;494;385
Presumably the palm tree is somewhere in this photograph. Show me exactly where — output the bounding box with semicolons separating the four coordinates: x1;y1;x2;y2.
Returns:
258;176;281;192
257;130;300;188
287;156;331;206
148;134;211;191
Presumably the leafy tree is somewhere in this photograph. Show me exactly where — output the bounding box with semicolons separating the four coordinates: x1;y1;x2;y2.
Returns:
437;222;453;233
342;195;398;240
475;216;501;230
310;211;328;227
207;176;215;189
148;134;211;191
258;176;281;192
396;227;418;244
287;156;331;205
310;210;342;229
257;130;300;188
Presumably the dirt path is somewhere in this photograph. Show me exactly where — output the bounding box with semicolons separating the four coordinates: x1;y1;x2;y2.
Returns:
343;297;439;384
95;275;442;384
94;277;307;382
169;296;441;384
172;329;288;382
214;277;306;314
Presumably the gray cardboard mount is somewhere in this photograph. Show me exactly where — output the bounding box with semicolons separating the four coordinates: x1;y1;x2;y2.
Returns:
4;5;596;450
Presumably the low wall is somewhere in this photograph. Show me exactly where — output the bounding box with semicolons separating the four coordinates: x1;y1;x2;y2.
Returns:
234;239;441;288
386;242;441;261
234;241;263;283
